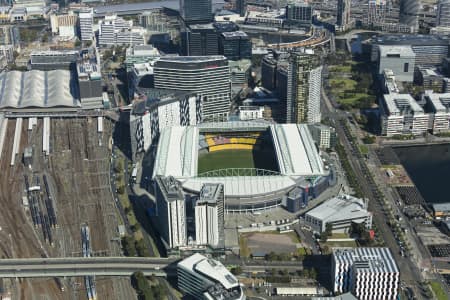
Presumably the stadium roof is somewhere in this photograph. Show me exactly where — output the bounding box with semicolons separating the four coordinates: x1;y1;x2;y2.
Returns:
182;176;296;197
306;194;371;223
0;70;79;109
152;122;324;197
271;124;324;176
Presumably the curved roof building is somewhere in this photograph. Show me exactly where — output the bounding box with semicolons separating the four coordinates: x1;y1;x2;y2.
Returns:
152;121;326;212
0;70;79;111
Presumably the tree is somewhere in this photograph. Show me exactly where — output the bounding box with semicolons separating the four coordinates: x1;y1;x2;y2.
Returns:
325;223;333;237
74;40;81;47
114;159;124;173
135;239;150;257
231;266;242;275
320;231;328;242
309;268;318;280
116;185;125;194
122;236;136;256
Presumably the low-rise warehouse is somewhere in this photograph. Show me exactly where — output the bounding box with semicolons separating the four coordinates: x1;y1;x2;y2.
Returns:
304;194;372;233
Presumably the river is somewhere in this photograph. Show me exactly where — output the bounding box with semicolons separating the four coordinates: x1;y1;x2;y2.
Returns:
394;144;450;204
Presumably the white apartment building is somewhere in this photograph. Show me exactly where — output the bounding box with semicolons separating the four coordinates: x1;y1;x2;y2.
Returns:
194;183;224;248
238;106;264;121
155;176;187;249
178;253;246;300
307;65;322;123
332;248;399;300
380;93;429;136
424;91;450;133
50;14;77;39
79;9;94;41
308;123;336;150
98;14;144;46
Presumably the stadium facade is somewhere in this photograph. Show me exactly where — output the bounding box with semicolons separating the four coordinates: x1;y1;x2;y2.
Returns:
150;121;330;213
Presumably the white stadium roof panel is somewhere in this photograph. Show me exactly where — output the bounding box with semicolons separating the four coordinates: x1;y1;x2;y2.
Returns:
152;122;325;198
182;176;296;197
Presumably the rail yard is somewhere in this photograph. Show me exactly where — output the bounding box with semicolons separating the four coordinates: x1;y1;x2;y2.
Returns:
0;116;135;300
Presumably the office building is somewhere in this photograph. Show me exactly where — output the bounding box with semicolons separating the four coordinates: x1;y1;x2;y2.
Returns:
77;53;103;109
130;90;201;156
129;63;153;98
139;8;180;39
219;31;251;60
154;56;230;121
177;253;246;300
287;52;322;124
261;55;277;90
50;14;77;39
399;0;419;30
332;248;399;299
285;2;312;27
180;0;212;24
246;10;285;28
229;59;251;87
125;44;160;71
305;195;372;233
195;183;224;248
431;202;450;218
79;8;94;41
182;23;219;56
380;93;429;136
236;0;246;17
98;15;144;47
336;0;351;30
238;106;265;120
371;35;449;68
437;0;450;27
424;91;450;133
155;176;187;250
308;124;337;150
30;50;79;71
415;68;445;92
377;45;415;82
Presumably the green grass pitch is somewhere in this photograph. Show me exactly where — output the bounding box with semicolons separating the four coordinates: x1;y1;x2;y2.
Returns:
198;150;255;174
197;149;279;175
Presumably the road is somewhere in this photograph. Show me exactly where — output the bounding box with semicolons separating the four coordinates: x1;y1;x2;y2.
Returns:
0;256;308;278
0;257;177;277
321;80;424;291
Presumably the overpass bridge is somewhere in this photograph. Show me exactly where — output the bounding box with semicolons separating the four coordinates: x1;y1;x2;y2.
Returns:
267;27;331;50
0;257;179;278
0;257;306;278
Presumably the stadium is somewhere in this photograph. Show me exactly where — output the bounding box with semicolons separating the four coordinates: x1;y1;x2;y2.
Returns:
152;121;327;213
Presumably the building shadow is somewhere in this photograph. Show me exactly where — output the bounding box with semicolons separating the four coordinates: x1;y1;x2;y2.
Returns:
113;112;132;160
303;254;332;290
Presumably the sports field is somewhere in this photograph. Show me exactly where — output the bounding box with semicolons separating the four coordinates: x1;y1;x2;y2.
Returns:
197;149;279;175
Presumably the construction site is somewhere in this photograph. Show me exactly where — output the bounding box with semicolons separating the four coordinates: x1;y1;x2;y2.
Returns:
0;115;135;300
